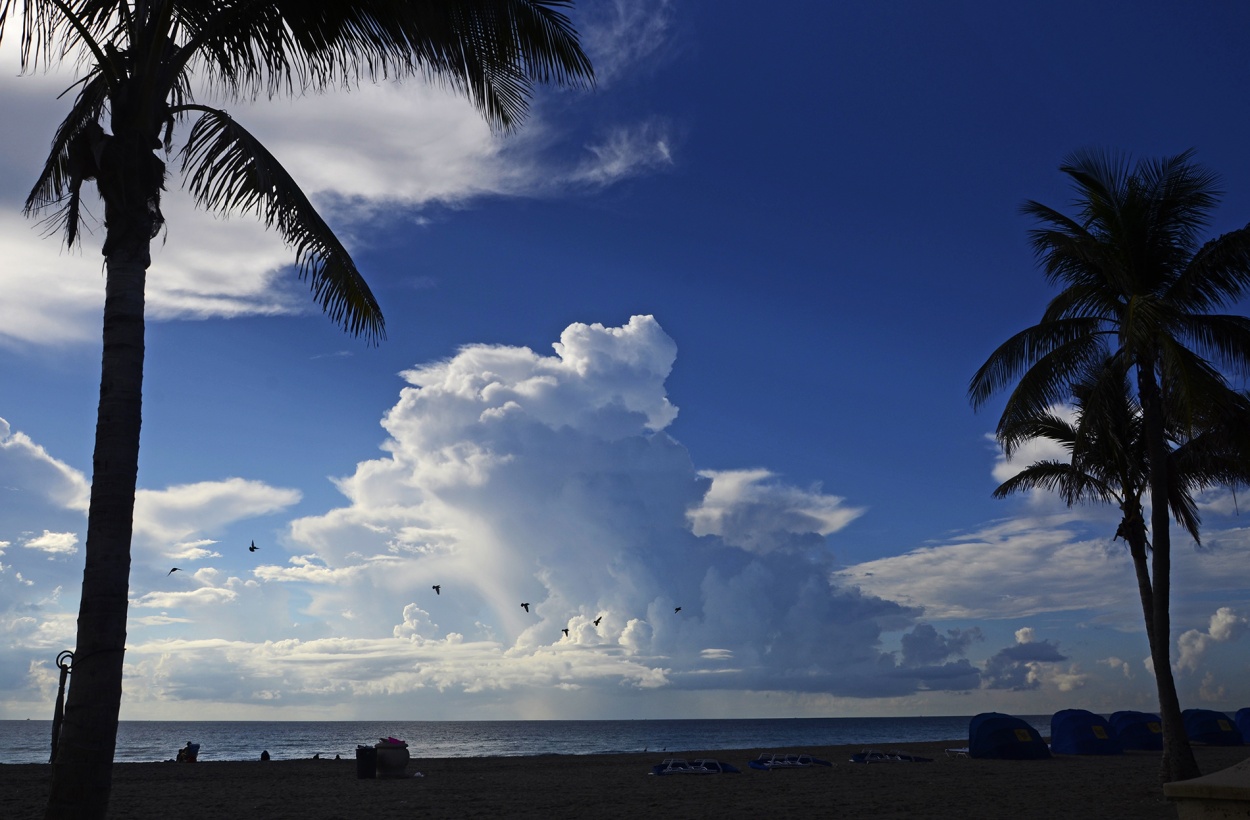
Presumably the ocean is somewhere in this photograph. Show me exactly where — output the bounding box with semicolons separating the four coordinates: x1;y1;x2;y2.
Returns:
0;716;1050;764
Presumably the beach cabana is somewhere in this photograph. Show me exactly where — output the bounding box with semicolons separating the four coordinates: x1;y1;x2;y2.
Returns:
1236;708;1250;741
968;712;1051;760
1109;710;1163;751
1183;709;1244;746
1049;709;1123;755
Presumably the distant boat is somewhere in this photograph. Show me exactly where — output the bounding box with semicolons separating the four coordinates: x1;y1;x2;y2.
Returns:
748;752;833;770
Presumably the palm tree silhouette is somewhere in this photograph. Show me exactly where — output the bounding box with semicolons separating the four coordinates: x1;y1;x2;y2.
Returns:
6;4;592;817
971;149;1250;781
995;358;1250;666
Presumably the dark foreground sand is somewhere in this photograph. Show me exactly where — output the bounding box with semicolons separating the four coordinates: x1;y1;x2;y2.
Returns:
4;742;1247;820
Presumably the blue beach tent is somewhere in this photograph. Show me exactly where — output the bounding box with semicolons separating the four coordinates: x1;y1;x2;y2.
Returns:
1109;710;1163;751
968;712;1051;760
1236;708;1250;742
1183;709;1244;746
1049;709;1123;755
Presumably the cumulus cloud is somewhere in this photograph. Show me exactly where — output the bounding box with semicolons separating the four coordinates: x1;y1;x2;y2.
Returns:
688;469;865;554
250;316;955;704
1175;607;1247;673
899;624;983;667
981;631;1069;690
1100;656;1133;678
881;623;985;692
22;531;79;557
1198;671;1227;703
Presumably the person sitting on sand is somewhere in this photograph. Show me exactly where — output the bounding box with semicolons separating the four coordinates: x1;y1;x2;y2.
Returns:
260;750;270;761
177;741;200;763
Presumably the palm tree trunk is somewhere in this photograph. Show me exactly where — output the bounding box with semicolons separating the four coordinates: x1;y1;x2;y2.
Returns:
1138;363;1200;783
45;145;153;817
1121;504;1156;652
1128;540;1156;653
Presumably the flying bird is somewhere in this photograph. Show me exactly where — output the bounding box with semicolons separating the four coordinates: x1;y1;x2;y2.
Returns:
249;540;258;552
674;606;682;614
521;602;530;612
561;628;569;637
432;585;441;595
167;568;180;576
593;616;602;627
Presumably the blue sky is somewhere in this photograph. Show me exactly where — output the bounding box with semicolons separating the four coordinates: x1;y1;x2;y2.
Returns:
2;1;1249;721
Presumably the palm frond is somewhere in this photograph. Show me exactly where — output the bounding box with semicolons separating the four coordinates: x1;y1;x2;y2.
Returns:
1156;336;1240;435
178;105;385;343
992;460;1117;506
24;71;111;247
969;318;1104;409
1173;225;1250;312
998;412;1077;457
1172;313;1250;380
993;335;1108;434
171;1;593;132
5;0;125;86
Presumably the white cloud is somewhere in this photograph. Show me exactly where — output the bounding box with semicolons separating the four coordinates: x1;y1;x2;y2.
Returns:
1198;671;1227;703
981;629;1069;690
834;512;1133;621
0;418;90;512
579;0;677;84
1208;607;1246;642
131;586;240;610
132;478;301;556
22;530;78;557
688;468;865;554
263;316;946;703
1100;656;1133;678
569;121;675;187
986;405;1077;489
0;27;676;349
1175;607;1246;673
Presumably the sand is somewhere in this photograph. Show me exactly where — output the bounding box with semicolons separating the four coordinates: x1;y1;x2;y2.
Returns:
4;741;1247;819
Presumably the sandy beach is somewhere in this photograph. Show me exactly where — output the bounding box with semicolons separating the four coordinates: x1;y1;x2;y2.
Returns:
4;741;1247;819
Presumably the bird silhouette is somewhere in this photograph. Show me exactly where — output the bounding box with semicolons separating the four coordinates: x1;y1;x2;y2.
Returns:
674;606;682;614
561;628;569;637
432;585;441;595
593;616;603;627
521;602;530;612
249;540;258;552
167;568;180;576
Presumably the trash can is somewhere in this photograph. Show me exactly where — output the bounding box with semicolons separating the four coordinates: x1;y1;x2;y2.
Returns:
375;740;410;779
355;745;377;779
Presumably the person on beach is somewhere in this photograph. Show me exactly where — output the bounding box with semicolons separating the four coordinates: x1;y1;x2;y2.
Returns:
176;741;199;763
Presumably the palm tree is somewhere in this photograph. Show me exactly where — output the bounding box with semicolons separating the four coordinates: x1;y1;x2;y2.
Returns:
995;359;1250;706
1;3;592;817
969;149;1250;782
